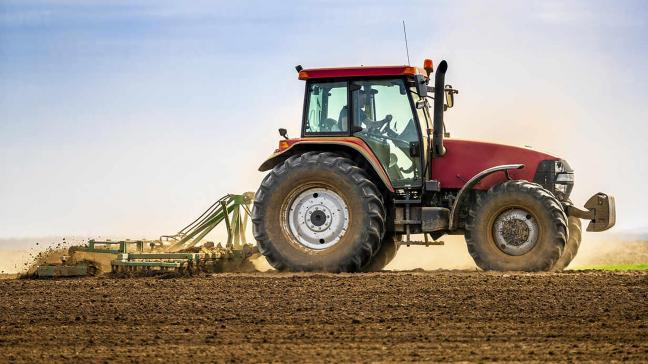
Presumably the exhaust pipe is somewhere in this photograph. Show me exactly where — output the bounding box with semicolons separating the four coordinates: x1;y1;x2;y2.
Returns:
433;60;448;157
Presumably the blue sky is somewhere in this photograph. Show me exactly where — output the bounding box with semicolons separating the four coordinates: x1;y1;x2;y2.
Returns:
0;0;647;240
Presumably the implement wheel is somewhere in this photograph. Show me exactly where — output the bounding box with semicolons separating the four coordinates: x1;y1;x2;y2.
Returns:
552;216;582;271
465;180;567;271
252;152;385;272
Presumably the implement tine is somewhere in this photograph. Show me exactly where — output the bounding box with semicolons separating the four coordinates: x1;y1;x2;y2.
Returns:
221;199;232;247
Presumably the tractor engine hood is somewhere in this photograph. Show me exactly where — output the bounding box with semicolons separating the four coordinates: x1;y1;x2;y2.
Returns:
430;139;560;190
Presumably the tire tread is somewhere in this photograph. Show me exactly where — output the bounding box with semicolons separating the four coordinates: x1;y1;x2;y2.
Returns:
465;180;568;271
252;152;385;272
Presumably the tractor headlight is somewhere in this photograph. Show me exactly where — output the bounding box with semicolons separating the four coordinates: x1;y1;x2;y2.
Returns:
555;172;574;183
534;159;574;201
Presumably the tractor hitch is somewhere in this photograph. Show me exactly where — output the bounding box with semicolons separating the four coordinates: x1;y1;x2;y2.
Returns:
565;193;616;232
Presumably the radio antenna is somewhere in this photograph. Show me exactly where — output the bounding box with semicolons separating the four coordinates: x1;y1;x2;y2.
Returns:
402;20;411;66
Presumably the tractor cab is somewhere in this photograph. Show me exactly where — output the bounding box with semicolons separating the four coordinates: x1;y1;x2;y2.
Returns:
299;71;430;188
281;61;456;191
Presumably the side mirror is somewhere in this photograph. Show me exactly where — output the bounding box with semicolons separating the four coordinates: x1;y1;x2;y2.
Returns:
278;128;288;139
415;75;427;98
444;85;458;110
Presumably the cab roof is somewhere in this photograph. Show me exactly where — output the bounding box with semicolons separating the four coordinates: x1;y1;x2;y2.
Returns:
298;65;427;80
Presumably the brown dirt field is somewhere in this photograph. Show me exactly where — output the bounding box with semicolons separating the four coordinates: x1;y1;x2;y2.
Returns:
1;271;647;363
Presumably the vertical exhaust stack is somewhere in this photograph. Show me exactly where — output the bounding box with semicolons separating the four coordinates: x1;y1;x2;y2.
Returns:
433;60;448;157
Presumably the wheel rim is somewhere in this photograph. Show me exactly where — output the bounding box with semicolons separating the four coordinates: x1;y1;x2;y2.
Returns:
492;208;539;256
286;187;349;250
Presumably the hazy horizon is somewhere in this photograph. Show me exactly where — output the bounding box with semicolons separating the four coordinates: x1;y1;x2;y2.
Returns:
1;0;647;244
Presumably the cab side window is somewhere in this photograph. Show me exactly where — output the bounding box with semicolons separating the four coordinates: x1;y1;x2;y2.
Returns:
304;81;348;134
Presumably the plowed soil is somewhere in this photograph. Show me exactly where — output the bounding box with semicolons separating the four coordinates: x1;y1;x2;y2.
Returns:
1;271;647;363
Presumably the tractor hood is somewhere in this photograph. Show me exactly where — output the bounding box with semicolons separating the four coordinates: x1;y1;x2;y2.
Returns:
430;139;560;190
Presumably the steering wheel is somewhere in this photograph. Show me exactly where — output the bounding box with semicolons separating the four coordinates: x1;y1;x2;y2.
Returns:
386;118;417;150
320;118;339;132
366;114;393;134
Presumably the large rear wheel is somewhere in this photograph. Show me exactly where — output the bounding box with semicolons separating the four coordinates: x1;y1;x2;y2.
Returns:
465;180;568;271
252;152;385;272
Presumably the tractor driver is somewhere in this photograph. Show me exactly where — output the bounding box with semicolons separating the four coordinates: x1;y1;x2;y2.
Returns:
338;91;392;136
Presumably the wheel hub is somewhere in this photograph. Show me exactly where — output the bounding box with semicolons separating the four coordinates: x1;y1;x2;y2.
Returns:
501;219;530;246
287;187;349;250
493;208;539;256
309;210;327;227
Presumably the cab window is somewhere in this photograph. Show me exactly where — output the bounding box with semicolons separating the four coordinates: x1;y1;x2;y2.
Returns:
351;79;421;188
304;81;348;134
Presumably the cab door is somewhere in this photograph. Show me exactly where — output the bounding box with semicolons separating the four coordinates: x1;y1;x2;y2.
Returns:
350;78;422;189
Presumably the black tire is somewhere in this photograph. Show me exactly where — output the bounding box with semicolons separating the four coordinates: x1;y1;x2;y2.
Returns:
465;180;568;271
252;151;385;272
362;234;401;272
552;216;582;271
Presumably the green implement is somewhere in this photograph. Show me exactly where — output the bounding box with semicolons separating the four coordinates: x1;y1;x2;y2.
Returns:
36;192;257;276
162;192;254;252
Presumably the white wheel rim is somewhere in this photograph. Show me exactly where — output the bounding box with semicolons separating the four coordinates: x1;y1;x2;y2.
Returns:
492;208;539;256
287;187;349;250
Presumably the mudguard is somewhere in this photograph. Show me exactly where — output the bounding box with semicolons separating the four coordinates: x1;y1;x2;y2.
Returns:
448;164;525;231
258;137;395;192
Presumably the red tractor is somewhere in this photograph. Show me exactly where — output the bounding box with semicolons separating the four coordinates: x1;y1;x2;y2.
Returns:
252;59;615;272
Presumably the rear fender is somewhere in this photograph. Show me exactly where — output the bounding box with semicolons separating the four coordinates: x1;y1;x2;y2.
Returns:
258;139;395;192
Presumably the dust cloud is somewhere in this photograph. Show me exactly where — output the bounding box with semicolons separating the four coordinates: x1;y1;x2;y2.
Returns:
570;234;648;267
386;235;477;271
0;238;80;275
4;233;647;274
0;250;30;274
250;255;275;272
386;234;648;271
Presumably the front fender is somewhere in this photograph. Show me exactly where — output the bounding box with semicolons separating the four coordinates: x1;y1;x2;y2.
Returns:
449;164;525;231
258;138;395;192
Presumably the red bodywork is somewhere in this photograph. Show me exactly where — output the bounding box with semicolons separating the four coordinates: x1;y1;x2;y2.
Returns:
264;137;558;192
432;139;559;190
298;66;427;80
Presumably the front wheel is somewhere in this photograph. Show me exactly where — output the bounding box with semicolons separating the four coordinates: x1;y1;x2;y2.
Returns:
465;180;568;271
252;152;385;272
552;216;582;271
